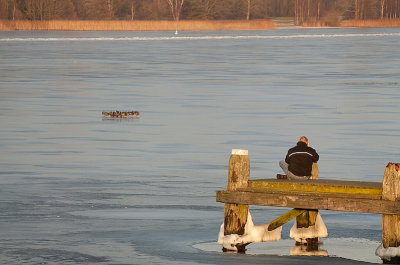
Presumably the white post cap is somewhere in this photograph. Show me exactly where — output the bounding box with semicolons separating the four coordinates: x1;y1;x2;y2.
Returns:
231;149;248;155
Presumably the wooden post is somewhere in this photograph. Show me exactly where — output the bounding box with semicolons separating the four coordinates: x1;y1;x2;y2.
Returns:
296;210;318;228
223;149;250;252
295;162;319;245
381;162;400;264
295;210;319;245
310;162;319;180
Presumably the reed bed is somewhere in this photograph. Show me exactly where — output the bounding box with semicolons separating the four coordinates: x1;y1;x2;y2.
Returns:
0;20;277;31
2;19;399;31
294;18;400;28
302;21;330;27
340;19;400;28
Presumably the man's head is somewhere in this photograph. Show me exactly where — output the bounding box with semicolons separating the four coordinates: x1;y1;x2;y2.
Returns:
299;136;309;146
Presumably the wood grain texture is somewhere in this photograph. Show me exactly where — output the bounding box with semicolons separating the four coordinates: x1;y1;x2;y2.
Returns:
216;189;400;214
268;209;306;231
224;154;250;237
382;163;400;248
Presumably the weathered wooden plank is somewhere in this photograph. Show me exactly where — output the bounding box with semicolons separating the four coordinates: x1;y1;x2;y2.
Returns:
240;188;382;200
268;209;306;231
382;163;400;250
224;151;250;238
216;190;400;215
248;179;382;196
222;150;252;252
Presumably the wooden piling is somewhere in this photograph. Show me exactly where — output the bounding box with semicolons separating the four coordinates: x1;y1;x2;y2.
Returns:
217;160;400;257
295;162;319;245
295;210;319;245
310;162;319;180
296;210;318;229
381;162;400;264
223;149;250;251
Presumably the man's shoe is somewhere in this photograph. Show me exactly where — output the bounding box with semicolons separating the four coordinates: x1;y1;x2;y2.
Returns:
276;174;288;179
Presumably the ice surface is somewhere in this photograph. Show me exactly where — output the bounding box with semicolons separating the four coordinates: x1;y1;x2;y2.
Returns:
218;211;282;251
1;28;399;264
290;213;328;243
290;245;328;256
1;32;399;42
195;237;382;263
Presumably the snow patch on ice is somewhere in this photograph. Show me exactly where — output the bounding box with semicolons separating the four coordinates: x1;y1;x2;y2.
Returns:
217;211;282;251
375;243;400;261
289;213;328;244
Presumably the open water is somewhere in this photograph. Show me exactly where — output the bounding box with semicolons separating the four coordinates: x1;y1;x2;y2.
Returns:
1;27;400;265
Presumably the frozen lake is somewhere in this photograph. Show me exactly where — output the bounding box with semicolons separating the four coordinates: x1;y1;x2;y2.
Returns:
1;27;400;264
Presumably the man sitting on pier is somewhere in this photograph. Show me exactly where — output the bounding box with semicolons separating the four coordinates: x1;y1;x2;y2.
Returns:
277;136;319;180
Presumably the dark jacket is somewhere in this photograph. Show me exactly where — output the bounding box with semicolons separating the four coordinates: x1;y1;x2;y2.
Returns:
285;142;319;177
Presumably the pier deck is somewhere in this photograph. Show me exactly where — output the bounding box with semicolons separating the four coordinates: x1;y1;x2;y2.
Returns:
217;178;400;215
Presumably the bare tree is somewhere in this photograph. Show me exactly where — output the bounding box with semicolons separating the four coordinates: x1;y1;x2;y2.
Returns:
166;0;185;20
331;0;353;18
243;0;250;19
85;0;109;19
236;0;271;20
108;0;114;18
197;0;219;15
0;0;15;19
5;0;400;21
203;0;236;19
140;0;168;20
251;0;273;19
129;0;138;20
384;0;400;18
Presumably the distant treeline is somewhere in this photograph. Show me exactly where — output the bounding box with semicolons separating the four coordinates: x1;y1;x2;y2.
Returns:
1;0;399;24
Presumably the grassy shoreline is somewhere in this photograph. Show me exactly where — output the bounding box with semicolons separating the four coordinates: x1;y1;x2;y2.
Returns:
339;19;400;27
305;18;400;28
1;19;399;31
0;20;277;31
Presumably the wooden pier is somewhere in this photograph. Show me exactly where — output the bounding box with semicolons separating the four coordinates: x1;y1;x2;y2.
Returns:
216;149;400;263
